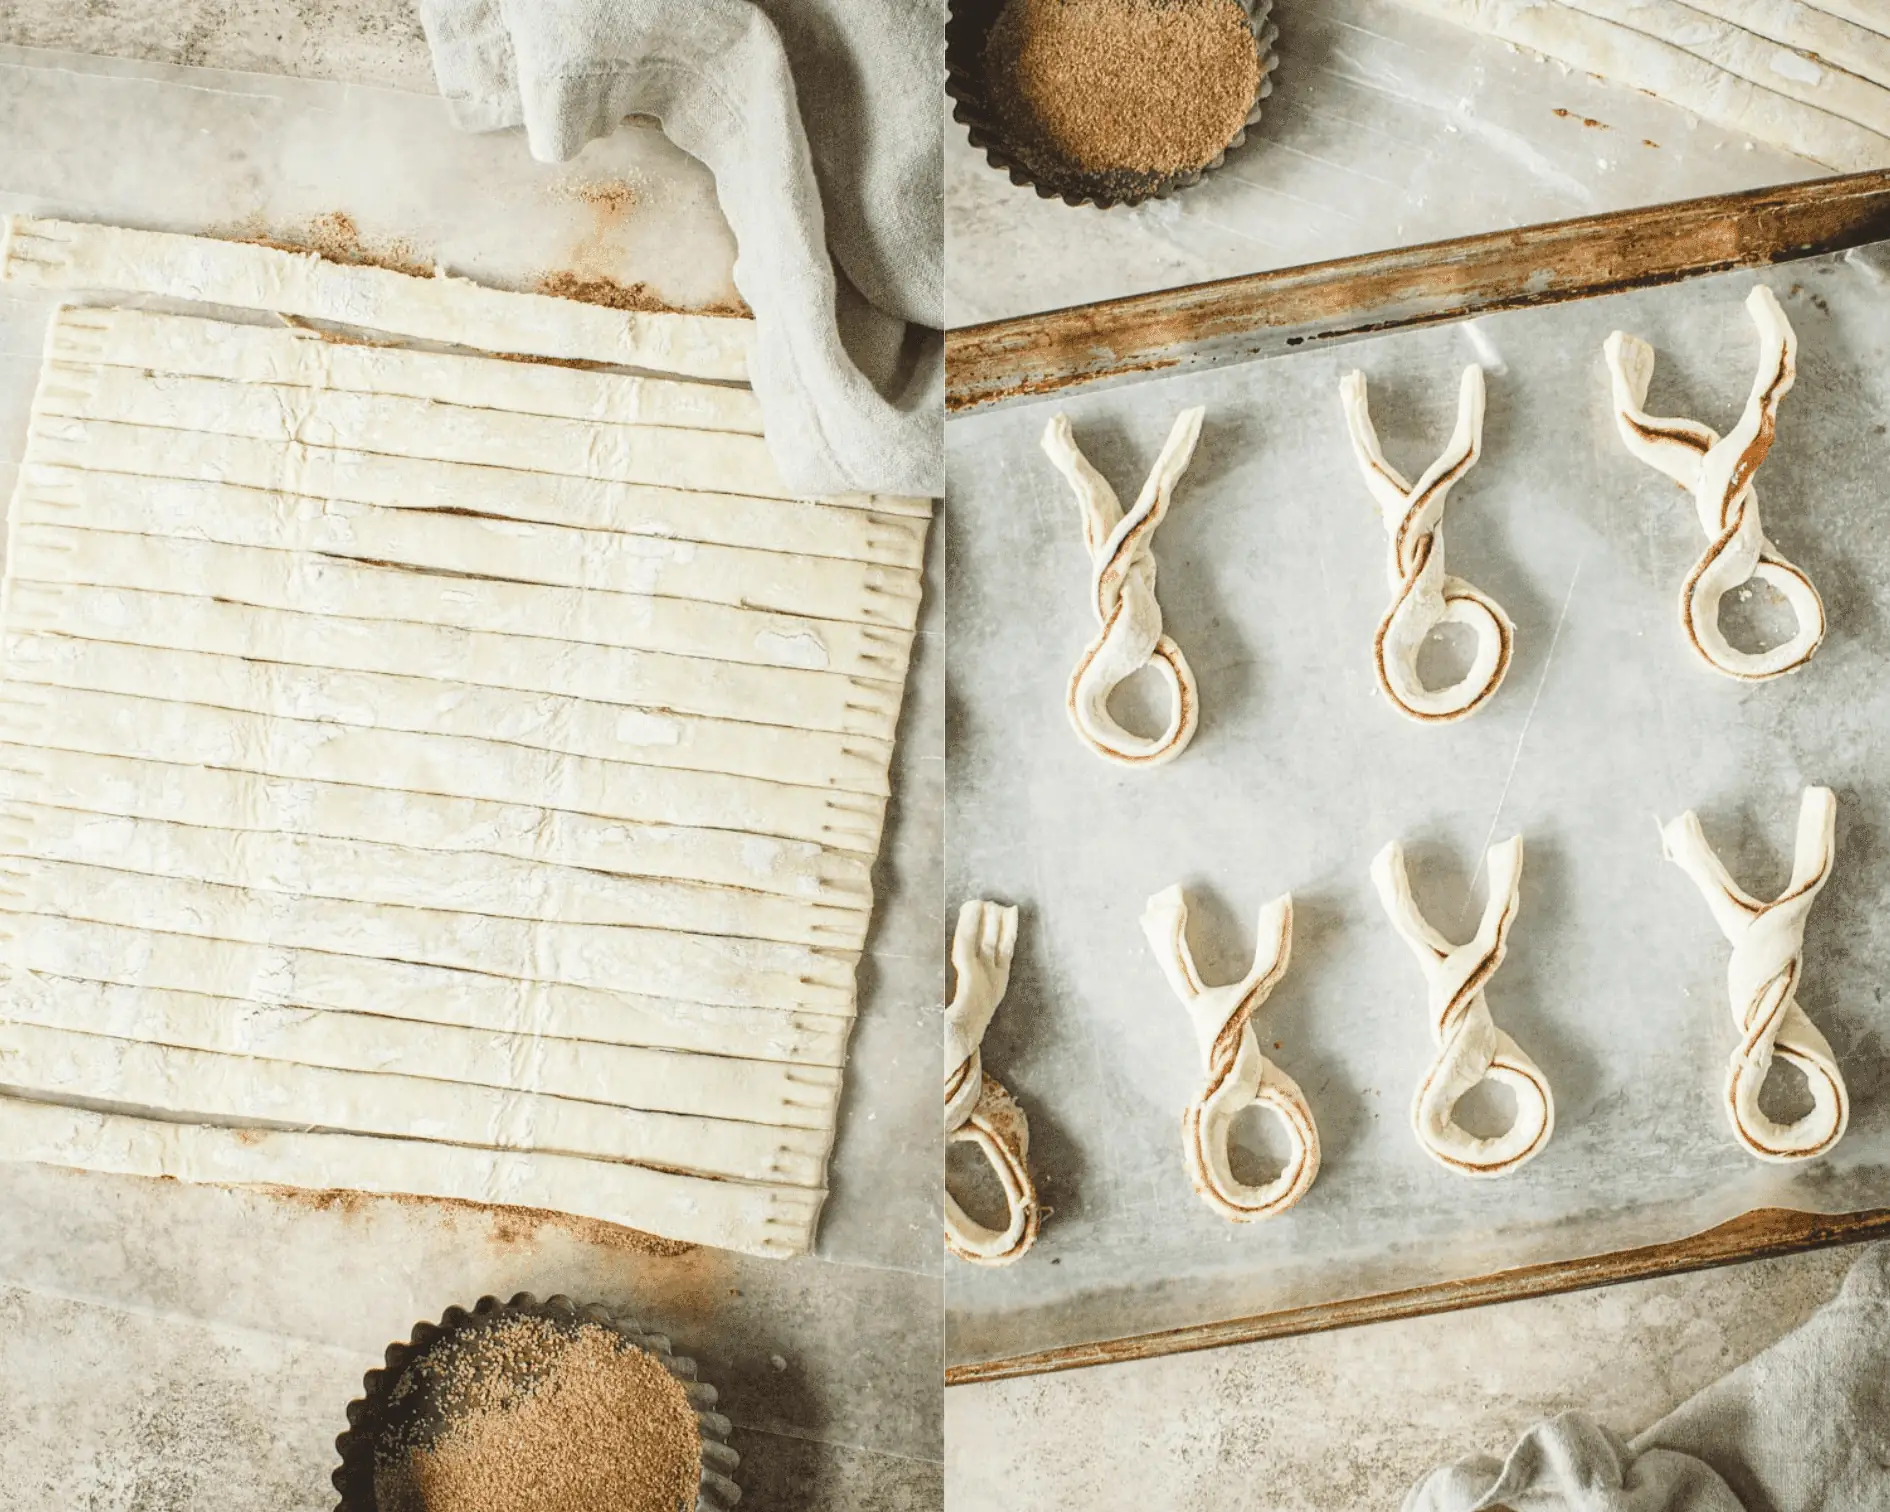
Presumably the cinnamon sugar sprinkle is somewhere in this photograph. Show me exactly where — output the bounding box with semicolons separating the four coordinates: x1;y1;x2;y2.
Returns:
984;0;1260;181
373;1314;701;1512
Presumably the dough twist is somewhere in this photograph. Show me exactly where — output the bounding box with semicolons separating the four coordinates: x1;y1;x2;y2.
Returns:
1661;786;1848;1162
1604;285;1824;681
1372;836;1554;1177
944;898;1041;1265
1042;408;1204;767
1340;364;1513;722
1140;885;1320;1222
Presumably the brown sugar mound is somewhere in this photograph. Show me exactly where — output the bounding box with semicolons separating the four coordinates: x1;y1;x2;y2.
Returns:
372;1314;701;1512
984;0;1260;180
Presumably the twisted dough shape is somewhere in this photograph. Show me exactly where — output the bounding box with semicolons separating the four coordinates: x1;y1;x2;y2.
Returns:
1604;284;1825;680
1042;408;1204;767
1662;786;1848;1162
1372;836;1554;1177
944;898;1041;1265
1140;885;1320;1221
1340;364;1514;722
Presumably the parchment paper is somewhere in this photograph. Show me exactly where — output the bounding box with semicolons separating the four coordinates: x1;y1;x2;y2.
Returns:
944;246;1890;1368
0;47;942;1502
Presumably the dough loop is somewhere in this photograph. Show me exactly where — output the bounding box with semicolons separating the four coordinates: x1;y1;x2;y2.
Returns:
1042;408;1203;767
944;898;1041;1265
1372;836;1554;1177
1140;885;1320;1222
1341;364;1513;722
1662;786;1848;1163
1604;285;1824;681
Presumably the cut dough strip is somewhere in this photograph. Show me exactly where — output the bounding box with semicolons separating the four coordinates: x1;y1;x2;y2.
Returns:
12;468;922;631
0;914;857;1055
2;632;894;800
944;899;1040;1266
0;1095;824;1258
25;423;928;561
1677;0;1890;91
1141;884;1319;1222
1371;835;1554;1177
0;744;872;907
1661;786;1847;1161
1341;364;1513;722
1;217;754;383
1604;284;1823;681
0;970;840;1125
39;362;792;502
49;304;767;435
9;524;913;685
5;581;904;741
0;857;857;1013
0;805;869;951
0;683;888;855
1042;408;1203;768
1393;0;1890;171
0;1019;831;1186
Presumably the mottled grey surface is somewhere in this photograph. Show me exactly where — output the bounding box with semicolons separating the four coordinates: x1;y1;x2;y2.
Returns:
946;256;1890;1367
946;1246;1861;1511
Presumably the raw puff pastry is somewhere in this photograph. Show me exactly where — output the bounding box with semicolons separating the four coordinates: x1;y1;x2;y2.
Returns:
0;262;932;1256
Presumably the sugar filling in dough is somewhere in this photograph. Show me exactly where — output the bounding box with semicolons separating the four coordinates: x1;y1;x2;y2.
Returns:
1662;785;1848;1162
944;899;1041;1266
1041;407;1204;767
1341;365;1513;723
1141;884;1319;1221
1605;284;1824;681
1372;835;1553;1177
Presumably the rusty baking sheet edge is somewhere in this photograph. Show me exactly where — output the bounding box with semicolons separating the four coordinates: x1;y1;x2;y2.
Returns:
944;168;1890;414
945;1206;1890;1385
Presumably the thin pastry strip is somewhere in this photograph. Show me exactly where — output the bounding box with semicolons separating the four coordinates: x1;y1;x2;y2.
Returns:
1340;364;1512;722
1041;408;1202;768
39;362;792;502
9;524;913;685
0;1095;825;1257
0;1018;831;1186
25;421;929;560
0;743;872;907
1661;786;1848;1161
1567;0;1890;136
48;304;767;435
1392;0;1890;171
0;914;858;1054
0;683;888;855
1603;285;1823;681
1675;0;1890;89
0;856;858;1013
0;971;841;1125
1372;836;1554;1177
6;581;904;741
12;468;923;630
2;632;894;800
0;805;869;951
944;899;1040;1266
1141;885;1319;1222
0;217;754;383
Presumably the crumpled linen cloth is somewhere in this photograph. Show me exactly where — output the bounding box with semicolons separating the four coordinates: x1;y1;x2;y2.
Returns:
417;0;942;499
1406;1242;1890;1511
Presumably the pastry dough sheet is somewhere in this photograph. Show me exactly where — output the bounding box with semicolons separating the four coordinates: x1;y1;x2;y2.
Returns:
0;264;930;1258
946;251;1890;1359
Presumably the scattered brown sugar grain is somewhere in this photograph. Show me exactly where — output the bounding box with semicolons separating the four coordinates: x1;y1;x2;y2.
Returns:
983;0;1261;178
373;1314;701;1512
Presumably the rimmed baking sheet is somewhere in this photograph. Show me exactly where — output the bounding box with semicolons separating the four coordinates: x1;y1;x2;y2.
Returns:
944;237;1890;1373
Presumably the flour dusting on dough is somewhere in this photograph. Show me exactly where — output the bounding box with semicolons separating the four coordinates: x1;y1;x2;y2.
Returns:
614;710;683;746
754;629;830;669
